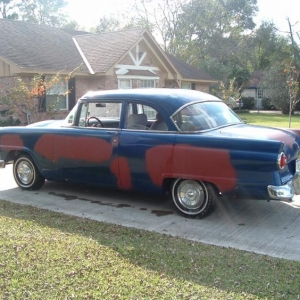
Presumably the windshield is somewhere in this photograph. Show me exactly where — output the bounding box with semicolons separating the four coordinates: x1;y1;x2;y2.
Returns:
172;101;242;131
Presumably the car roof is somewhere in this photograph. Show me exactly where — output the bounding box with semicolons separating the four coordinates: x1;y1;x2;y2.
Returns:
80;88;221;115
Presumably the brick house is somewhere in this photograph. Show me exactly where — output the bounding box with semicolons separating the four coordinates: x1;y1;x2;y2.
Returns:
0;19;217;124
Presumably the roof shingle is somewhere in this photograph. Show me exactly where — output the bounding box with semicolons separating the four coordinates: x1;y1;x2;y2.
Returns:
167;54;216;81
0;19;87;72
0;19;215;82
73;28;145;73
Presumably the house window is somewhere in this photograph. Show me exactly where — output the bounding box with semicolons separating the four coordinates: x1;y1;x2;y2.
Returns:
46;78;68;110
140;79;155;88
137;104;156;119
118;79;132;89
257;88;264;99
182;82;191;89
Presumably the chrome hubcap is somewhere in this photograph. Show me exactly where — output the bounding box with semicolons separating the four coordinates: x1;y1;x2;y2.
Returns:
17;161;34;185
177;180;205;210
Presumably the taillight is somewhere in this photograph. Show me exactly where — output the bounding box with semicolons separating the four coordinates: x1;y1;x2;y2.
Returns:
277;152;287;169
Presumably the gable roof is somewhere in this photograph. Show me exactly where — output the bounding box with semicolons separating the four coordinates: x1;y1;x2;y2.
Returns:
0;19;87;72
73;28;146;74
0;19;215;82
167;54;216;82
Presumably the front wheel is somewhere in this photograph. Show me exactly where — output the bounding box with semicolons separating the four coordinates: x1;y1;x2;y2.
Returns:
13;155;45;190
171;179;217;218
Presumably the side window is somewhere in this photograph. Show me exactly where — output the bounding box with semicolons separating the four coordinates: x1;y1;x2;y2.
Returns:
125;103;168;131
138;104;156;120
126;103;148;130
149;111;168;131
78;102;122;129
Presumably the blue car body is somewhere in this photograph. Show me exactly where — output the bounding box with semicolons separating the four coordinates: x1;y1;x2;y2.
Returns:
1;88;300;218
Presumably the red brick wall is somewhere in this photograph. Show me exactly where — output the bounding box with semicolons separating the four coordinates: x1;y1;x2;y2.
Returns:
0;76;15;92
195;82;210;93
75;75;118;99
0;76;23;124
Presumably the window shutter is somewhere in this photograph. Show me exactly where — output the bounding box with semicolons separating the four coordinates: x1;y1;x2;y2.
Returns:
68;77;76;110
191;83;196;90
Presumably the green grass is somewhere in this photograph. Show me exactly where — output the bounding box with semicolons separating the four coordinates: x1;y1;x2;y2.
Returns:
236;112;300;128
0;200;299;299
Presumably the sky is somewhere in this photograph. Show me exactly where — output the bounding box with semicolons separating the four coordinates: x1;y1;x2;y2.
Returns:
64;0;131;29
64;0;300;34
255;0;300;33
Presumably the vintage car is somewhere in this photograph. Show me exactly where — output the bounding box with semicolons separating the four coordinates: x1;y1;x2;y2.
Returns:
1;88;300;218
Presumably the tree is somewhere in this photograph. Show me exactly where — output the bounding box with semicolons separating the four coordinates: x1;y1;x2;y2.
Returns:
61;20;81;31
286;64;300;126
167;0;258;81
261;65;292;114
0;68;79;124
241;21;290;71
228;68;251;92
286;18;300;123
261;19;300;116
173;0;257;65
214;79;241;108
123;0;258;83
287;18;300;69
17;0;68;27
0;0;70;27
128;0;187;51
0;0;18;19
95;16;121;33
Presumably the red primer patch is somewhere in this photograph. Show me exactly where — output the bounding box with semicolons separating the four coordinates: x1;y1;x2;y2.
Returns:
110;157;131;189
146;144;237;192
262;129;295;148
35;134;112;163
34;134;55;160
0;134;24;150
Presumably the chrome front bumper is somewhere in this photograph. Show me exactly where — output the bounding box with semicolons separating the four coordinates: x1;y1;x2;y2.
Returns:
268;172;300;201
0;160;5;168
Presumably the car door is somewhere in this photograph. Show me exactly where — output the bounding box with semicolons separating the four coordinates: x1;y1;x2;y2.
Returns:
117;102;175;192
53;101;122;186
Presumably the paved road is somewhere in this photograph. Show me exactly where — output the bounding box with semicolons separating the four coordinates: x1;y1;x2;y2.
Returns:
1;165;300;261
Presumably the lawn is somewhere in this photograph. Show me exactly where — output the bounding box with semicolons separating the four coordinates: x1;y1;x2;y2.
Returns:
1;200;299;299
236;111;300;128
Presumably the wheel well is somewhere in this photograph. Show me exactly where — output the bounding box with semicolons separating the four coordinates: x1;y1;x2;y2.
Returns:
162;178;220;195
6;150;29;163
162;178;174;194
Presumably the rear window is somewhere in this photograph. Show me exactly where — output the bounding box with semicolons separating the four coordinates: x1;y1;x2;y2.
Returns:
172;101;242;131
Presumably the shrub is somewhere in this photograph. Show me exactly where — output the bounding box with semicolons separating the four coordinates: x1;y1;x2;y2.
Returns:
240;97;255;109
262;98;277;110
0;116;21;127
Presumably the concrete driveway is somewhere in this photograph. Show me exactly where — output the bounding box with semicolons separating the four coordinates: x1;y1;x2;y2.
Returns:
1;165;300;261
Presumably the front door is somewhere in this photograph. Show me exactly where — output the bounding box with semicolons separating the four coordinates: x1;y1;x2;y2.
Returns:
53;101;122;186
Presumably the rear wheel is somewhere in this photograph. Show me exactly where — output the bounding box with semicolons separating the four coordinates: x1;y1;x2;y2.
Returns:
13;155;45;190
171;179;217;218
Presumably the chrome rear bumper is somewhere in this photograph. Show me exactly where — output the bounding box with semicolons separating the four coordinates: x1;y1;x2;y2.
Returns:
268;172;300;201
